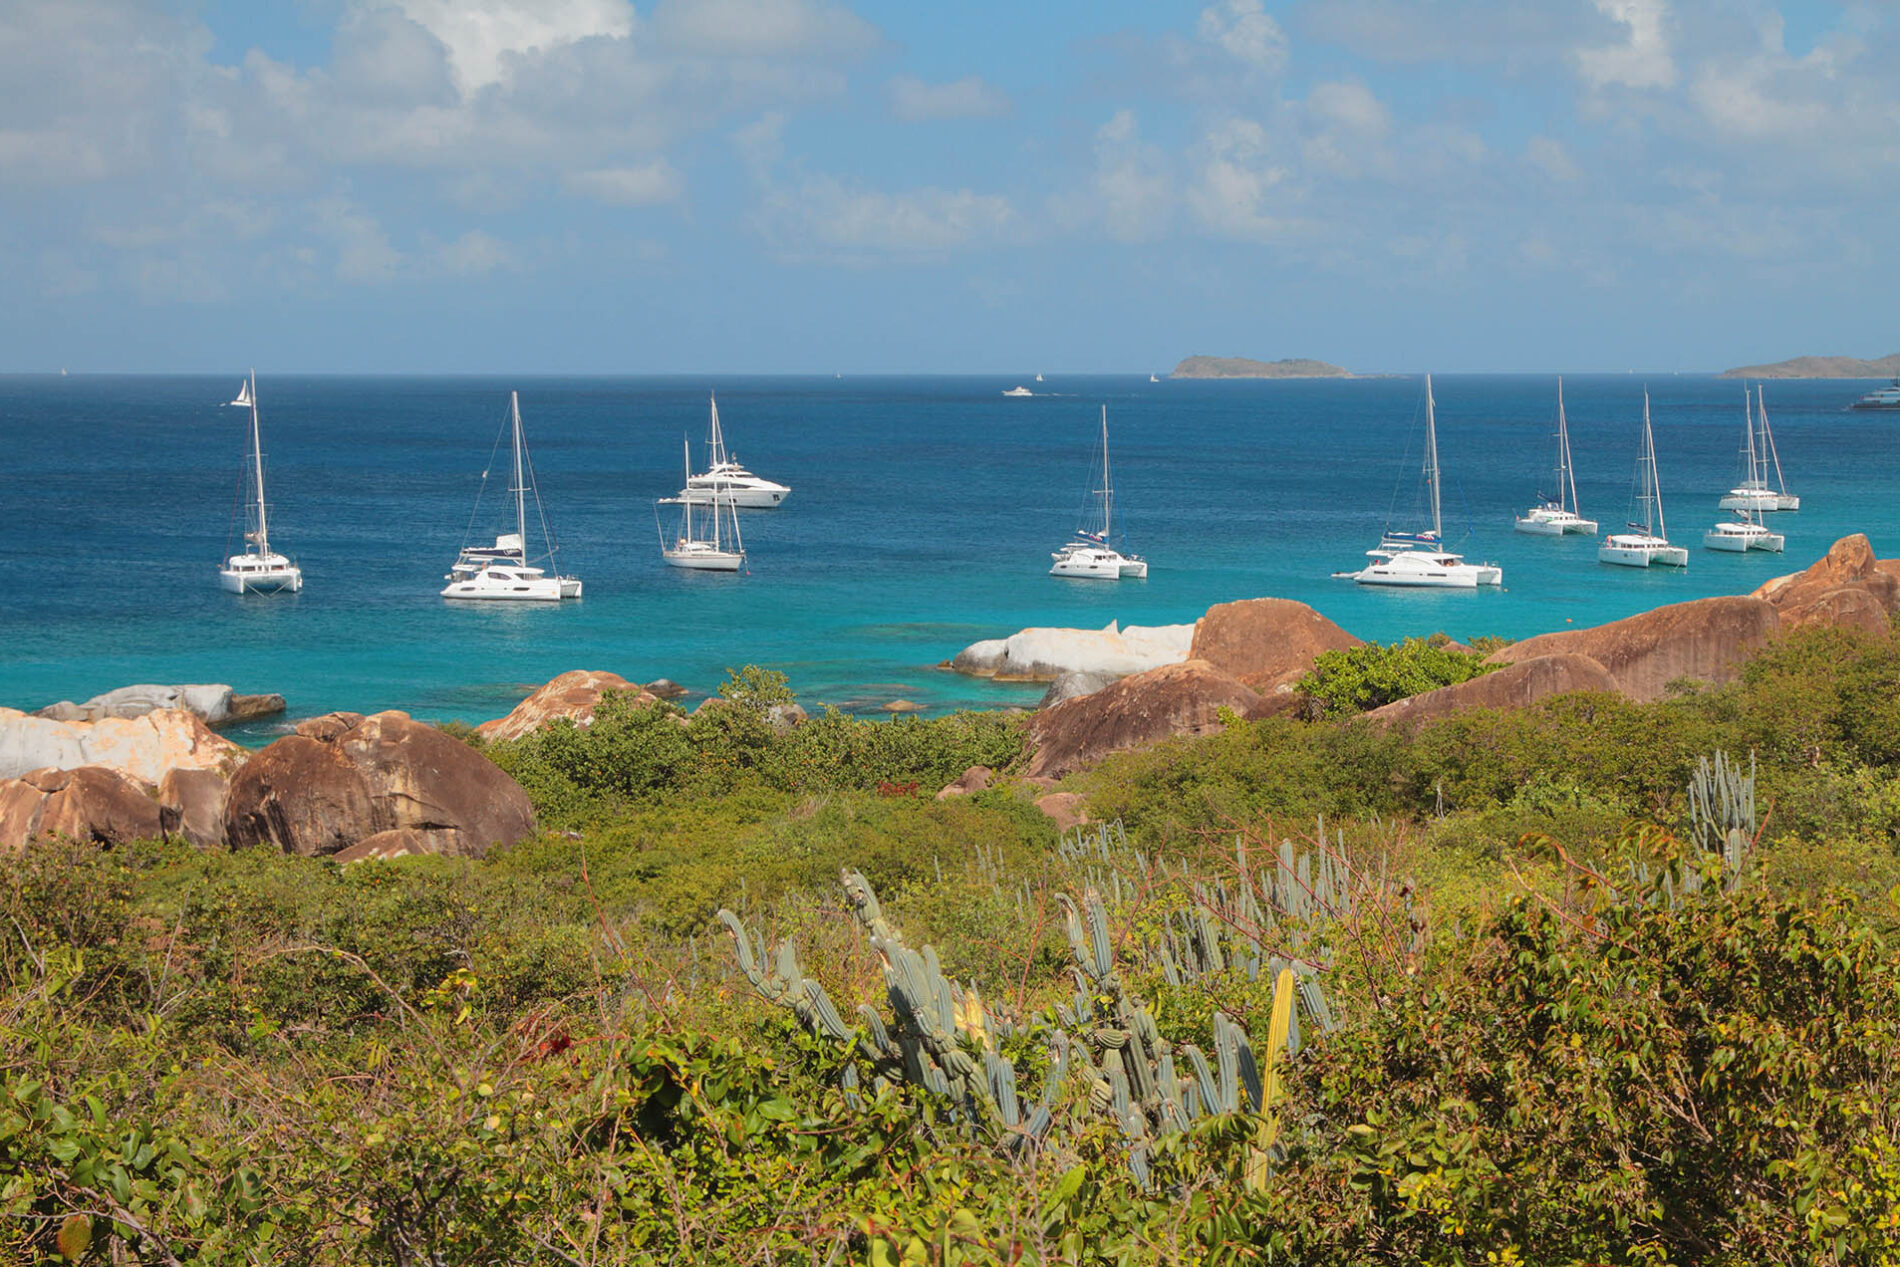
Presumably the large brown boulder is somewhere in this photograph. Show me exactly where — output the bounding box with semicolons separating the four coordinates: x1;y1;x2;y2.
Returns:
1751;535;1900;633
475;671;657;743
1026;659;1278;778
1189;598;1362;693
224;711;535;858
0;766;163;855
1366;654;1621;727
1485;596;1780;702
158;767;229;848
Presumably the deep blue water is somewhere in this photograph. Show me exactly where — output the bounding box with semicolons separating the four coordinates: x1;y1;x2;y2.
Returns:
3;373;1894;736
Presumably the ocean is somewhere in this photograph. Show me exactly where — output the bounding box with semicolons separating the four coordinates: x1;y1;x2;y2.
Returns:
3;373;1894;740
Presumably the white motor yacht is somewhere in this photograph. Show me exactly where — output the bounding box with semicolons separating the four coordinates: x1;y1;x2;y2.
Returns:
1051;406;1147;580
218;371;302;594
1704;512;1784;554
1003;386;1034;398
1850;378;1900;410
1338;375;1502;588
659;437;745;571
1515;378;1597;535
442;392;582;601
1600;391;1689;568
679;394;790;508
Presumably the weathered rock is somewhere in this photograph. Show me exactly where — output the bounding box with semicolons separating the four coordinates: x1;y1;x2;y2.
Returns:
158;767;228;848
224;710;535;858
1751;535;1899;632
474;671;657;743
33;683;285;728
1034;792;1089;832
1366;654;1621;727
951;621;1195;682
764;703;809;732
1039;671;1119;708
0;707;243;782
1189;597;1363;692
332;829;435;864
0;766;163;854
936;765;995;801
645;679;688;700
1485;596;1781;702
1026;659;1269;778
882;699;924;713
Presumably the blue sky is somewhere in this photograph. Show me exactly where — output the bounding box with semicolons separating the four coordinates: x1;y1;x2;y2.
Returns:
2;0;1894;373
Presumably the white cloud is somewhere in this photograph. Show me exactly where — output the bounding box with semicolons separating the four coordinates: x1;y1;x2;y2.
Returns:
314;198;405;283
1188;118;1298;242
648;0;880;59
564;160;686;205
1198;0;1288;72
1525;135;1581;181
382;0;633;97
1091;110;1173;242
1574;0;1677;92
887;74;1010;122
434;228;513;274
756;174;1014;255
1302;77;1392;177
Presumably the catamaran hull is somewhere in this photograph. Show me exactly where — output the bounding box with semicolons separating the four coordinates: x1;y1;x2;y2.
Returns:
1514;516;1598;536
441;579;566;601
1352;567;1498;588
1774;494;1800;511
1704;531;1784;553
1599;544;1689;568
1718;490;1781;512
219;568;301;594
1119;559;1149;578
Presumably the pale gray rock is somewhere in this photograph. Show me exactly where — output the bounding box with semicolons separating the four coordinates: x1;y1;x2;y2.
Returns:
1039;671;1119;708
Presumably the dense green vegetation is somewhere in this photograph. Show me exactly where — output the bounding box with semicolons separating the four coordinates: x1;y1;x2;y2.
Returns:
7;633;1900;1262
1295;634;1501;717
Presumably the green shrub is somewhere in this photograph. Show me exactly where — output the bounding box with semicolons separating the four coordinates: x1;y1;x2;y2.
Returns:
1299;635;1496;717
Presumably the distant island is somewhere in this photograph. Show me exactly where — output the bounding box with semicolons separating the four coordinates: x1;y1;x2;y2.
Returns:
1722;352;1900;379
1171;355;1352;379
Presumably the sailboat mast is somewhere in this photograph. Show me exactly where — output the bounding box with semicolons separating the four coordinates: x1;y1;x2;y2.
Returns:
248;370;269;555
1557;376;1579;515
1759;386;1788;494
1425;374;1442;539
1743;387;1760;487
681;437;695;542
708;394;725;469
1644;391;1666;540
510;391;528;551
1099;406;1113;541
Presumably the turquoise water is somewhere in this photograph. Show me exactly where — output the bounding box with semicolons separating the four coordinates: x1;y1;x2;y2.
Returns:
2;373;1894;737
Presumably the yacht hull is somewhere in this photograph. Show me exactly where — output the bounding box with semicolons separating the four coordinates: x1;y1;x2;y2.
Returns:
1349;553;1502;588
1599;542;1689;568
1514;515;1598;536
441;578;566;601
664;550;744;572
219;568;302;594
1704;530;1784;553
1775;494;1800;511
680;486;788;509
1050;545;1144;581
1718;490;1780;512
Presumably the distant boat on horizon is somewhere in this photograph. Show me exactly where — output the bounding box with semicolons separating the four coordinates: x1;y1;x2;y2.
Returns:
219;370;303;594
1003;385;1033;397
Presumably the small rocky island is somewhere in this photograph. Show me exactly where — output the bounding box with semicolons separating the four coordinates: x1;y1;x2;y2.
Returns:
1722;352;1900;378
1171;355;1351;379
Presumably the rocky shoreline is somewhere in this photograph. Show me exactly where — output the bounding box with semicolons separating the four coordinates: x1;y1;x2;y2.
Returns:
5;533;1897;859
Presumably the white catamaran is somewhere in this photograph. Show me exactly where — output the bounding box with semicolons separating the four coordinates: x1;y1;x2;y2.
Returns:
1050;406;1147;580
219;370;302;594
441;391;582;601
679;393;789;508
1515;377;1597;535
1718;385;1798;512
1338;375;1502;588
1599;391;1689;568
659;437;746;571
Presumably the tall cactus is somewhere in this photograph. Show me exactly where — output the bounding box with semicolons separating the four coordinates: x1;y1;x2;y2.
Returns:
1685;750;1757;893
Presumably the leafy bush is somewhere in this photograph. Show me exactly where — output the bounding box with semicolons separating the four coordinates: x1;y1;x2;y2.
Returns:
1299;635;1496;717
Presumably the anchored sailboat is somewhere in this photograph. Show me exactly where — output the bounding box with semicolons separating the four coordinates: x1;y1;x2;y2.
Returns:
218;370;302;594
1718;385;1798;512
1599;391;1688;568
1338;375;1501;588
1051;406;1146;580
1515;378;1597;535
441;392;582;601
658;436;745;571
679;393;790;508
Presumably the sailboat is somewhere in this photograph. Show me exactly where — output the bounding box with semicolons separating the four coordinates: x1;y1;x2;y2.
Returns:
441;392;582;601
1514;378;1597;535
679;393;790;508
1598;391;1688;568
1051;406;1147;580
218;370;302;594
1718;385;1797;512
1337;375;1501;587
1704;506;1784;553
1148;373;1159;383
658;437;745;570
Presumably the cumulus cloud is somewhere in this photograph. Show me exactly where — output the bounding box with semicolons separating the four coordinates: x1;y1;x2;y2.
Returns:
564;160;686;205
1574;0;1677;91
887;74;1010;122
1187;118;1298;242
647;0;880;59
1302;77;1392;177
1197;0;1289;71
755;174;1014;256
433;228;514;274
1525;134;1582;181
1091;110;1174;242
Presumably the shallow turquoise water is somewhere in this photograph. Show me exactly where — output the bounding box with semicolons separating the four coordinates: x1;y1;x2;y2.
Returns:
2;373;1893;737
